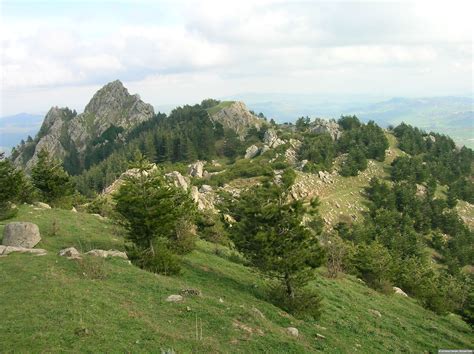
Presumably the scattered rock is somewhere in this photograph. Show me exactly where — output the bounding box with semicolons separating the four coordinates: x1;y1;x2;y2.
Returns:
71;206;77;213
233;320;264;336
316;333;326;339
166;294;183;302
369;309;382;318
35;202;51;209
393;287;408;297
260;144;271;155
199;185;213;194
186;306;191;312
2;222;41;248
219;298;224;303
252;307;265;319
0;245;47;256
58;247;81;259
264;129;285;148
310;118;342;140
165;171;189;190
86;249;128;259
287;327;299;337
188;161;205;178
245;145;260;159
180;288;201;297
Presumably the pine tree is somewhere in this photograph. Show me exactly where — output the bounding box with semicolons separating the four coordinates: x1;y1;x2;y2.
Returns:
31;149;75;204
113;153;196;274
225;180;325;318
0;153;31;219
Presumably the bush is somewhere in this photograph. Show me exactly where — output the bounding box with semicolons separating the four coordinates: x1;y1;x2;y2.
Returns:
268;284;323;320
126;242;181;276
77;256;108;280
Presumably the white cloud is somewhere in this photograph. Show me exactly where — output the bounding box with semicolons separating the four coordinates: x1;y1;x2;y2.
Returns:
0;0;472;116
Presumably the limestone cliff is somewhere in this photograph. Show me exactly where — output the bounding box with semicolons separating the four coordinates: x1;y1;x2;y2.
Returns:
209;101;263;138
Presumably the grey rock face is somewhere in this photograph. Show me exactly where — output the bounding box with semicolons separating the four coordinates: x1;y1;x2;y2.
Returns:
188;161;205;178
263;129;285;148
245;145;260;159
14;80;155;169
165;171;189;190
310;119;342;140
2;222;41;248
209;101;263;138
86;249;128;259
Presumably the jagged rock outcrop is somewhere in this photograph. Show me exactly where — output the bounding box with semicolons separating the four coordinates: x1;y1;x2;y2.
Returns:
310;119;342;140
14;80;154;170
263;129;285;148
209;101;263;138
165;171;189;190
188;161;205;178
245;145;260;159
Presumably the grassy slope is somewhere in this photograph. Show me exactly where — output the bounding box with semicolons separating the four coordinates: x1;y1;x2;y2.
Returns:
1;205;472;353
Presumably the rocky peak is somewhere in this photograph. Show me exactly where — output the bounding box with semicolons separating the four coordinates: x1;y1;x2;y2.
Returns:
209;101;264;138
82;80;154;130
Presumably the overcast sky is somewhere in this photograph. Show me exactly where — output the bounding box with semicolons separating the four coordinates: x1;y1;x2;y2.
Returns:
0;0;472;116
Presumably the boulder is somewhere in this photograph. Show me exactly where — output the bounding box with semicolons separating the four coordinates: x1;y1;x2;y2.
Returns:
71;206;77;213
245;145;260;159
260;144;271;155
165;171;189;190
166;294;183;302
199;185;213;194
264;129;285;148
180;288;202;297
310;119;342;140
0;245;47;256
2;222;41;248
86;249;128;259
188;161;205;178
393;287;408;297
287;327;299;337
59;247;81;259
369;309;382;318
35;202;51;209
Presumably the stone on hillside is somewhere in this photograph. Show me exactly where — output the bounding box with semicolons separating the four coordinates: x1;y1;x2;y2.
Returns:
35;202;51;209
166;294;183;302
199;185;213;194
2;222;41;248
310;119;342;140
86;249;128;259
369;309;382;318
209;101;263;138
165;171;189;190
296;159;308;171
0;245;47;256
245;145;260;159
287;327;299;337
188;161;205;178
260;144;271;155
71;206;77;213
285;147;298;165
264;129;285;148
59;247;81;259
393;287;408;297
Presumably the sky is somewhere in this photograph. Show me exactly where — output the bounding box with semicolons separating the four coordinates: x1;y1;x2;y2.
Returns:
0;0;473;116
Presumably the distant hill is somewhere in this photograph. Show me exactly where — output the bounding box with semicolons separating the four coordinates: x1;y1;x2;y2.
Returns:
230;94;473;148
0;113;43;154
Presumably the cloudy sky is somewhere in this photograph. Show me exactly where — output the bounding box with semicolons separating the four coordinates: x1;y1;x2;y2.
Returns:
0;0;472;116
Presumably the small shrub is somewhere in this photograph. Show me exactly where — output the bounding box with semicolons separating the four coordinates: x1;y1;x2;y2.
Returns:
268;284;323;320
126;242;181;276
78;256;108;280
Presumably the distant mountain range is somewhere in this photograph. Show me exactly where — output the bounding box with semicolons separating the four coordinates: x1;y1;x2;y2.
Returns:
238;95;473;148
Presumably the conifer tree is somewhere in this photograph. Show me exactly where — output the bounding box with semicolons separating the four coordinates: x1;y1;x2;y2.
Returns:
31;149;75;204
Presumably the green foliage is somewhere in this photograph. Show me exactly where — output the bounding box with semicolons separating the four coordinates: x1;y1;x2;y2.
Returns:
113;155;195;274
338;115;361;131
295;116;311;131
299;133;335;172
391;155;428;183
0;153;34;218
224;181;325;317
31;149;75;206
340;148;367;176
